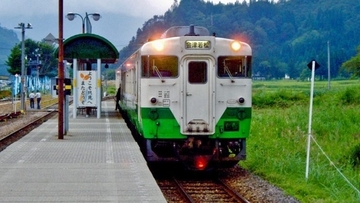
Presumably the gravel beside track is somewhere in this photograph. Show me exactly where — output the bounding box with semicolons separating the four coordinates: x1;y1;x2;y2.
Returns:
0;111;49;140
222;167;299;203
0;100;55;140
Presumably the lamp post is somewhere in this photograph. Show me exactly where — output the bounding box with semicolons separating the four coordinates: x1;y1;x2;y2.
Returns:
66;12;101;33
14;22;32;111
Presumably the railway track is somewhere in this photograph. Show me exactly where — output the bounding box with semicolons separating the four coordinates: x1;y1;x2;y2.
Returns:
0;110;57;152
0;106;57;152
157;176;250;203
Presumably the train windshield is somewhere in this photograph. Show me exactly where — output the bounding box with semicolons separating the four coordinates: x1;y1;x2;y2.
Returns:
141;55;178;78
217;56;252;78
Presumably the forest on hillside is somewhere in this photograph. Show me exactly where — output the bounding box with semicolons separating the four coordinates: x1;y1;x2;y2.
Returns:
120;0;360;80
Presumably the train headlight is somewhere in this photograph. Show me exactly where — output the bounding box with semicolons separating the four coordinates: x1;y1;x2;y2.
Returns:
231;41;241;51
238;97;245;104
153;41;164;51
150;97;157;104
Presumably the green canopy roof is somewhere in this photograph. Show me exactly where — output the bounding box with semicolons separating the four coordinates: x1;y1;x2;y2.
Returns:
58;33;118;63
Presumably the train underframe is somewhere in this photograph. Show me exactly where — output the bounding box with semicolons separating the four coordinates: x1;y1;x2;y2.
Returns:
144;137;246;171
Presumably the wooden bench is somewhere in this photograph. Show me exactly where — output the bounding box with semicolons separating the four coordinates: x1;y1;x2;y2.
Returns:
77;107;97;116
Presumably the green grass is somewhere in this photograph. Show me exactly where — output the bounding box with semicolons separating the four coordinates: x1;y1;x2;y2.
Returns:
241;79;360;202
106;86;116;95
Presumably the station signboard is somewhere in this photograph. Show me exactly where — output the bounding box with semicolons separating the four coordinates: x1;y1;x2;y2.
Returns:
77;71;97;107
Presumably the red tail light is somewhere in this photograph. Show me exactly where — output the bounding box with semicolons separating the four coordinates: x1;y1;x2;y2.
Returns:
194;156;208;170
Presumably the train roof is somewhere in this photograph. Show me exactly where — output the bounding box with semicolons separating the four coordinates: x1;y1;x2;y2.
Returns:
160;25;210;38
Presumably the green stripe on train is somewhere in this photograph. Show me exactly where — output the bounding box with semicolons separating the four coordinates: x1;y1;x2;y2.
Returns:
214;107;252;139
140;107;251;139
141;108;183;139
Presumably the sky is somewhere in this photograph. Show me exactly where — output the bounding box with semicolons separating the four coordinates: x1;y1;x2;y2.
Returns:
0;0;240;50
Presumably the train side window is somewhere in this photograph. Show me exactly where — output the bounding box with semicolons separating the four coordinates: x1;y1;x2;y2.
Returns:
141;55;178;78
217;56;251;78
188;61;207;84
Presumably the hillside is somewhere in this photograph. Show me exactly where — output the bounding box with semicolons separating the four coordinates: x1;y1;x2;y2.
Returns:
120;0;360;79
0;26;19;76
2;0;359;79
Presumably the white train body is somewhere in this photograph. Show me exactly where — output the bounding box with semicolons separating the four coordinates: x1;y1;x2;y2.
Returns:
117;26;252;170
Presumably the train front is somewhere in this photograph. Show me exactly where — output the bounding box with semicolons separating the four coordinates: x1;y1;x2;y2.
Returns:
138;26;252;171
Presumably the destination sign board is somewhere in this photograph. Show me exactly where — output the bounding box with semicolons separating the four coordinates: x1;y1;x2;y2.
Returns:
185;40;211;50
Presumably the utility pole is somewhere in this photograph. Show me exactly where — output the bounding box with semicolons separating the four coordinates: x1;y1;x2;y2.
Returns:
14;23;32;111
58;0;64;139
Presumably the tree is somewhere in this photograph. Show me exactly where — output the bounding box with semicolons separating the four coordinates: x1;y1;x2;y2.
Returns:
5;39;57;77
117;0;360;80
342;45;360;77
258;60;272;79
5;45;22;75
37;42;58;77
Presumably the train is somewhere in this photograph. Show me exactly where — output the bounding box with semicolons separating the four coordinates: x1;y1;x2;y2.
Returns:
115;25;252;171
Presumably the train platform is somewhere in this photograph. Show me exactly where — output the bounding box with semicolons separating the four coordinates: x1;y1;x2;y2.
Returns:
0;100;167;202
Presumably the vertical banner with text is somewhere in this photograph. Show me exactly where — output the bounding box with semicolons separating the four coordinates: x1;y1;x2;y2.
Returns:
77;71;97;107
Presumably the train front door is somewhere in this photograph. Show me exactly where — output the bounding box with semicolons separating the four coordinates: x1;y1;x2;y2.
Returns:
183;58;214;134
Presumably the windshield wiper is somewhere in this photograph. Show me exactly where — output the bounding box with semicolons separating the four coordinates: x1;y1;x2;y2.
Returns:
152;61;165;83
153;66;164;82
223;61;235;83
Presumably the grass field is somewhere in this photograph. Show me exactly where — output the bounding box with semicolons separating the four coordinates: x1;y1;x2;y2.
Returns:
242;79;360;203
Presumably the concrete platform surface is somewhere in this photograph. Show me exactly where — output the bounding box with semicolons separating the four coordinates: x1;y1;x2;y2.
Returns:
0;100;167;203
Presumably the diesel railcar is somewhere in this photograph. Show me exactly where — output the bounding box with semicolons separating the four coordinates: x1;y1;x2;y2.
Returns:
116;25;252;170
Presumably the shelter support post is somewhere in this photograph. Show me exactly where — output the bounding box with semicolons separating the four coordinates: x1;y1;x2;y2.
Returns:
73;58;78;118
97;58;101;118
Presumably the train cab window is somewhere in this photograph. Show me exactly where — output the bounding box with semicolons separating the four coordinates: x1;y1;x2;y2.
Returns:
217;56;252;78
141;55;178;78
188;61;207;84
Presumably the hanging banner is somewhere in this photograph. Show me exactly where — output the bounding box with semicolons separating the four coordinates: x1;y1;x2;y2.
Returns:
77;71;97;107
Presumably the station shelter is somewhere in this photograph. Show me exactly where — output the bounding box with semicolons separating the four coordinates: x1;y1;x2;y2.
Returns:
62;33;118;118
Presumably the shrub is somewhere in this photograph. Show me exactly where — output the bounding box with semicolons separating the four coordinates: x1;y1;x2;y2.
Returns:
0;90;11;99
253;89;308;108
350;143;360;168
107;86;116;95
340;88;360;105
